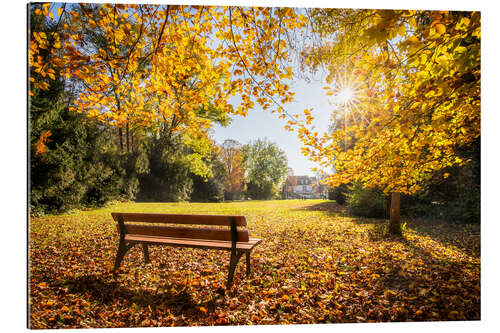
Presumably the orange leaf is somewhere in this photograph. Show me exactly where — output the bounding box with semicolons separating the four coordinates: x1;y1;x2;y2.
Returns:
35;130;52;156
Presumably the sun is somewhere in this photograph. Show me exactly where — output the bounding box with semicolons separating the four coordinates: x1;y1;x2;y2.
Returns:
330;72;363;114
336;86;356;105
327;71;368;131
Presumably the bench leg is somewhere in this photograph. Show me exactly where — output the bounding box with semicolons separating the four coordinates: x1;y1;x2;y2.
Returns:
142;244;150;264
246;251;251;277
227;249;243;288
113;241;135;271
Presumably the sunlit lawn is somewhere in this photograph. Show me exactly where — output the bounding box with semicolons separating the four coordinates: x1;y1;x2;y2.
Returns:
29;200;480;328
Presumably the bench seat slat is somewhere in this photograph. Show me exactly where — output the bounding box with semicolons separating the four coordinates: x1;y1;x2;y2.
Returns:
111;213;246;226
124;234;262;251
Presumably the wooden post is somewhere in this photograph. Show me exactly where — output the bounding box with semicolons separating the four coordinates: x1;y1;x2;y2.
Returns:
389;192;402;236
227;250;243;288
246;251;251;277
113;215;134;271
142;244;150;264
116;214;127;236
227;218;242;288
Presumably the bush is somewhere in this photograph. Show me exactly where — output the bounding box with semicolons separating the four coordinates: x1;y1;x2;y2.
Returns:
346;182;387;218
136;136;194;202
245;181;279;200
328;184;348;205
401;139;480;224
436;185;480;223
190;157;226;202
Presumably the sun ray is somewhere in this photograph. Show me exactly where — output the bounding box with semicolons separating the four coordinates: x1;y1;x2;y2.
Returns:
331;72;363;111
327;70;367;150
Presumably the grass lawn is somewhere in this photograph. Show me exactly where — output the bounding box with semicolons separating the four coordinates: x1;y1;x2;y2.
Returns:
29;200;480;328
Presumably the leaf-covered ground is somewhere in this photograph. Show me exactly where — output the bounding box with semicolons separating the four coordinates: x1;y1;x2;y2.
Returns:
29;200;480;328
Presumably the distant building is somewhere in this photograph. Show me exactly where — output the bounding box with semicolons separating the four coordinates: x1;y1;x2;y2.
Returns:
282;175;328;199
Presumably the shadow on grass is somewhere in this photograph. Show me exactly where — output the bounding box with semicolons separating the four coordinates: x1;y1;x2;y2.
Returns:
292;201;347;214
294;201;385;220
297;201;479;258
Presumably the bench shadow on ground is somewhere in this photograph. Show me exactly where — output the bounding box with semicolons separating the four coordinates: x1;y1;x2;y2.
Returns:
59;273;221;317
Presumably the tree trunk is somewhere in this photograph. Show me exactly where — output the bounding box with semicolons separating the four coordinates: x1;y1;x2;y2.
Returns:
126;122;130;153
118;127;123;152
389;192;402;236
131;129;134;152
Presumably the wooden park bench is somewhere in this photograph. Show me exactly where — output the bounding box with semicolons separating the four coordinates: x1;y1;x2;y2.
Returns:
111;212;262;288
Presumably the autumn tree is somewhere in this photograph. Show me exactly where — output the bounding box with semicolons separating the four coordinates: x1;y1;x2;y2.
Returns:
242;139;289;200
282;167;296;198
219;139;246;200
29;3;308;177
295;9;480;234
29;4;144;214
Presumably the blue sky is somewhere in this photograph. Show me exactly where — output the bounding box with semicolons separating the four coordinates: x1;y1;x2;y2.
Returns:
212;78;333;176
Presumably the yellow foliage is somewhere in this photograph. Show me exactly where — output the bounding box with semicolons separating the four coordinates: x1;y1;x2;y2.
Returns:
29;4;306;143
296;9;480;195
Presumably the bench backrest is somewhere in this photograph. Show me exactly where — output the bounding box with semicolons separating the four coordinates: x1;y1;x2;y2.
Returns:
111;213;249;242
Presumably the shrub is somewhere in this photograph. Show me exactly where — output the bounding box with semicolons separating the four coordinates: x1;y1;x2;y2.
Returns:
346;182;387;218
402;139;480;224
190;157;226;203
328;183;348;205
245;181;276;200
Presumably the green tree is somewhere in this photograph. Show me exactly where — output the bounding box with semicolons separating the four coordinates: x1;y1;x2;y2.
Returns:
242;139;289;200
135;133;193;202
190;154;227;203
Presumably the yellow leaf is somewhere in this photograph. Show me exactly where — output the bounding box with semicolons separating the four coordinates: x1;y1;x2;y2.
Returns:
435;23;446;35
385;289;397;296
